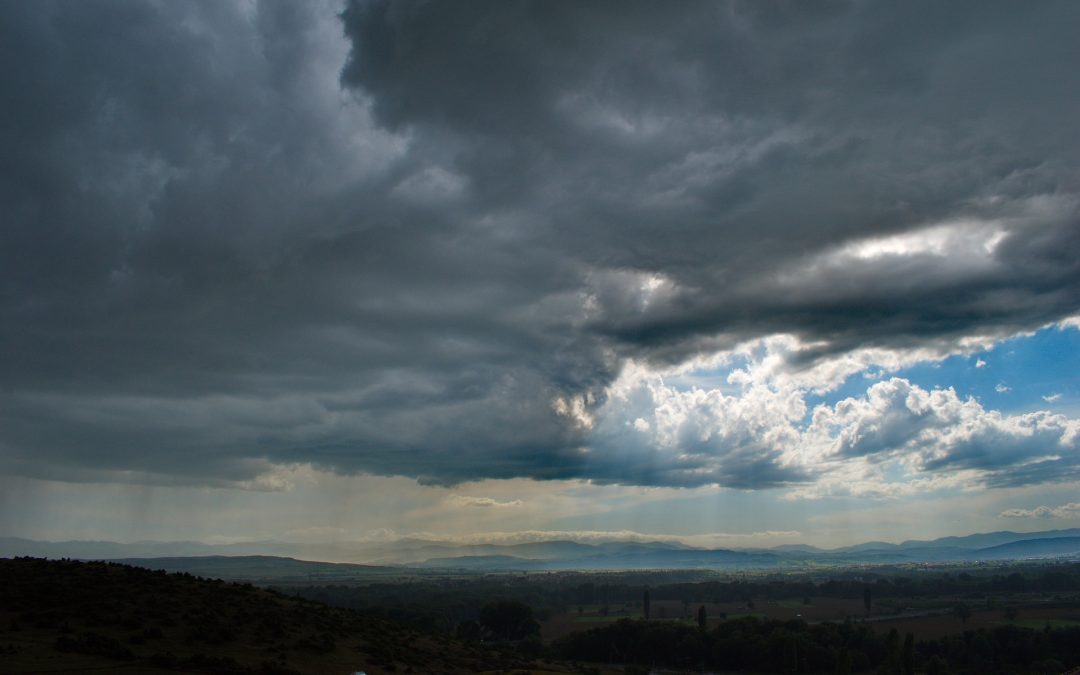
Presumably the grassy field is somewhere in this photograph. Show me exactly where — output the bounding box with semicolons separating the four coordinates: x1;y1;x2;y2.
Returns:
1006;618;1080;629
541;597;867;642
863;603;1080;640
573;614;642;623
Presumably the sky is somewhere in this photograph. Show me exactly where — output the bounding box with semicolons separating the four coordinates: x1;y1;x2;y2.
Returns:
1;0;1079;552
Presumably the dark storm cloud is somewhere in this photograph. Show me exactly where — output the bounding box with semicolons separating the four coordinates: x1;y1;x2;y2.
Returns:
0;0;608;487
342;0;1080;358
1;0;1078;489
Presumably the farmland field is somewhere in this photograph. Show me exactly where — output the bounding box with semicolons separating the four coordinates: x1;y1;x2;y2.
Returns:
542;594;1080;643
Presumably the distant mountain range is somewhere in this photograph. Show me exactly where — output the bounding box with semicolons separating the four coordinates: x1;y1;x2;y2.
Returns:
4;528;1080;572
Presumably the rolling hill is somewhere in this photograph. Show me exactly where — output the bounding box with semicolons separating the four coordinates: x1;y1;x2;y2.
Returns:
0;557;566;674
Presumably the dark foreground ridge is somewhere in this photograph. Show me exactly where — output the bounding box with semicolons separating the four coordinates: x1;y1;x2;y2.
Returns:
0;557;562;674
5;557;1080;674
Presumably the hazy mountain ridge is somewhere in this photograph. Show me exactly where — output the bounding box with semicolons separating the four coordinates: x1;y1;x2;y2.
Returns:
5;528;1080;572
974;536;1080;560
104;555;402;581
876;528;1080;551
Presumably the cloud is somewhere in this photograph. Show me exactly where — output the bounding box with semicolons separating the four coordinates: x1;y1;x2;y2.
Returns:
0;0;1078;494
343;0;1080;363
448;495;524;508
580;358;811;489
976;359;987;368
577;352;1080;492
999;502;1080;519
380;528;803;549
1043;393;1062;402
808;378;1080;490
995;383;1011;393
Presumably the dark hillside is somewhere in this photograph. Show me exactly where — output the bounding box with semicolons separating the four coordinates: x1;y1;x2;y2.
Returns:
106;555;402;582
0;557;564;674
975;537;1080;560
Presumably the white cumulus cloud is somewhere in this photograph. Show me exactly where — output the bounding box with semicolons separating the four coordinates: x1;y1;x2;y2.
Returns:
448;495;524;508
1000;502;1080;519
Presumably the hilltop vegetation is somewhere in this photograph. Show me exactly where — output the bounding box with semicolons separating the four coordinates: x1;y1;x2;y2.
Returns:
0;558;564;674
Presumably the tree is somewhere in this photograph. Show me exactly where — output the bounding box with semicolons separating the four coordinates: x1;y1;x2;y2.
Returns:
835;648;852;675
953;601;971;624
901;632;915;675
883;628;901;675
643;589;650;620
863;587;872;617
925;655;949;675
477;600;539;642
455;620;485;642
783;634;799;674
697;605;707;631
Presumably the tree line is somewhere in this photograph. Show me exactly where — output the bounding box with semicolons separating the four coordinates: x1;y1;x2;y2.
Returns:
555;615;1080;674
